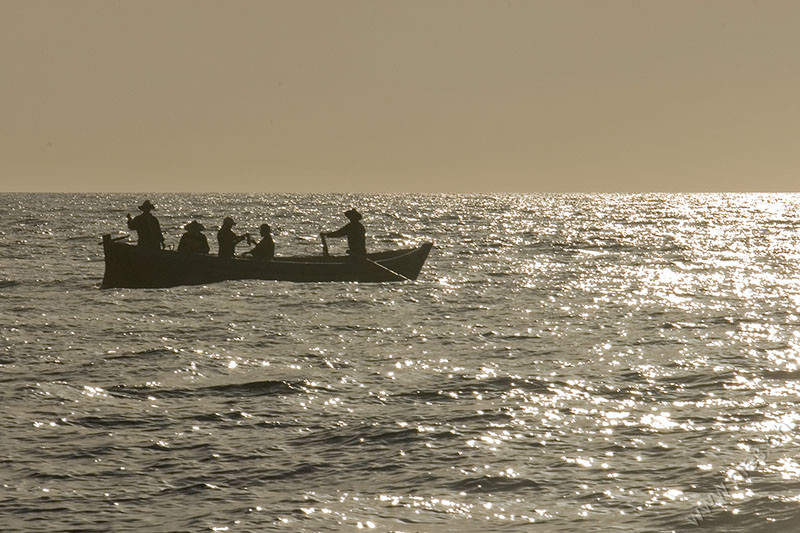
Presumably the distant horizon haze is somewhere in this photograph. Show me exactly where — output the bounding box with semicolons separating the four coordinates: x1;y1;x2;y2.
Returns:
4;189;800;194
3;0;800;193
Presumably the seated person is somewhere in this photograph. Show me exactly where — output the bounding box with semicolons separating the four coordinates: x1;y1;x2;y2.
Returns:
178;220;210;254
244;223;275;260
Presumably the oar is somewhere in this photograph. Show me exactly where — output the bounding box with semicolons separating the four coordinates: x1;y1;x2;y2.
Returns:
365;258;411;281
98;234;129;245
320;233;329;257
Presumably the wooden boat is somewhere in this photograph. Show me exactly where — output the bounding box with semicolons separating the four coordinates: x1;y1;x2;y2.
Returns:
101;234;433;288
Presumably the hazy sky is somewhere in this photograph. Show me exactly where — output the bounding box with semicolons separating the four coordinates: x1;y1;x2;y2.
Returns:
2;0;800;192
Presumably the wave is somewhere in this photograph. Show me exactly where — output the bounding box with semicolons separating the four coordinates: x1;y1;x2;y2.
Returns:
70;414;168;429
289;423;455;449
448;475;542;493
204;380;300;396
13;217;49;225
657;369;739;390
761;369;800;380
107;379;301;399
392;375;549;403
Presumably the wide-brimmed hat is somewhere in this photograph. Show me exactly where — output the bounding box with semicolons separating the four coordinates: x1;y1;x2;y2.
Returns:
184;220;206;232
222;216;236;227
344;208;362;221
138;200;156;211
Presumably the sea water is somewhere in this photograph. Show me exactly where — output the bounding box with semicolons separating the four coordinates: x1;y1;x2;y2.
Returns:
1;193;799;532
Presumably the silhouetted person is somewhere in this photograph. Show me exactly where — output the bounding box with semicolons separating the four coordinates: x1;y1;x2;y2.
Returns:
322;208;366;257
217;217;249;259
178;220;210;254
245;223;275;260
126;200;164;250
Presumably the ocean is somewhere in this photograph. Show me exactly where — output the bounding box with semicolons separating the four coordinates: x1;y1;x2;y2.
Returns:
1;193;799;532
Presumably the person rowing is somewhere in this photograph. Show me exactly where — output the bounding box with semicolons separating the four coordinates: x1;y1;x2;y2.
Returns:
217;216;250;259
126;199;164;250
321;208;366;257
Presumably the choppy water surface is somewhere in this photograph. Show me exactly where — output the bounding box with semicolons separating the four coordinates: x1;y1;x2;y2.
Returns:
1;193;799;532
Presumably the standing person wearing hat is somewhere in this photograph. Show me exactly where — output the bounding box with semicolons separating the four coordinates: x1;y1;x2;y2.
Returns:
126;200;165;250
217;216;250;259
244;223;275;260
178;220;210;254
321;208;366;257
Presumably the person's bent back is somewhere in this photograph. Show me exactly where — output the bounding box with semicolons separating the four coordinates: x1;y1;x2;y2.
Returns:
178;221;210;254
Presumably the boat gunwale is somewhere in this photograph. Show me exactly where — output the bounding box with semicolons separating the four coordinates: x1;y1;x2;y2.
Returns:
107;240;431;265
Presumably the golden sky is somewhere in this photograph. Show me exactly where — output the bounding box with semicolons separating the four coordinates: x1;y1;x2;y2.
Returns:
2;0;800;192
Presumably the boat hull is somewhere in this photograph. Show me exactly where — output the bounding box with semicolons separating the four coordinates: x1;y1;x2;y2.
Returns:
101;235;433;288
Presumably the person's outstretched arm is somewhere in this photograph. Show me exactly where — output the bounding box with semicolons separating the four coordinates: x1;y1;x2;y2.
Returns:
324;225;349;238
